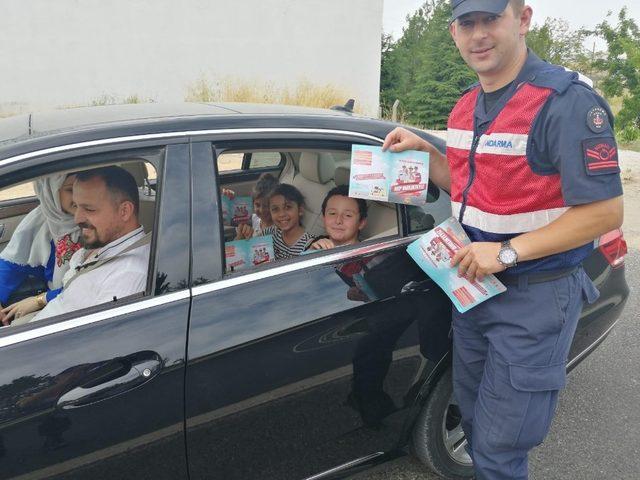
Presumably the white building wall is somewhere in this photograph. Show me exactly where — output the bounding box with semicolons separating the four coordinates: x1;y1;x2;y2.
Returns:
1;0;383;116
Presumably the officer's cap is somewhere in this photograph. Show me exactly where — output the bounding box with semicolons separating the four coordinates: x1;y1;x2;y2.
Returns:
450;0;510;22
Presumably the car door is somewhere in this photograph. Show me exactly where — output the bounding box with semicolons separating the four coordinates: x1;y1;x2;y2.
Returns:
185;133;453;480
0;141;191;479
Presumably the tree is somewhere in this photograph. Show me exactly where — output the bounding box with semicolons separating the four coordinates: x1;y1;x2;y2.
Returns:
527;18;590;71
594;8;640;140
408;1;476;129
380;0;474;128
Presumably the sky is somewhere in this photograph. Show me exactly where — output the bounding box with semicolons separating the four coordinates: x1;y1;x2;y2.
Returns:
383;0;640;48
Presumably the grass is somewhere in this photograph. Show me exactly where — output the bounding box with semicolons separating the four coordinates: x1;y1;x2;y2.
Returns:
185;78;353;110
90;94;152;106
620;139;640;152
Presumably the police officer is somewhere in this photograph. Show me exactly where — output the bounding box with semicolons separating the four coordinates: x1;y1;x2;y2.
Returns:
383;1;624;479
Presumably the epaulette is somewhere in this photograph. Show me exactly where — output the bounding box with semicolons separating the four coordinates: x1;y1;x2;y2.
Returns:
526;64;577;94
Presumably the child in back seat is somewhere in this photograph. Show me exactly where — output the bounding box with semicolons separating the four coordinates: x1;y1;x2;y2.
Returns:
307;185;368;251
237;184;315;259
250;173;278;236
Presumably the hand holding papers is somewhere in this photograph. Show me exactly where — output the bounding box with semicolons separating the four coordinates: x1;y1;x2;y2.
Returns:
407;217;506;312
349;145;430;206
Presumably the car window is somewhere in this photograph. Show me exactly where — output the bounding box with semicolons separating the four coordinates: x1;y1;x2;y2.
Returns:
406;182;452;235
0;182;35;202
217;152;244;172
247;152;284;169
216;146;400;276
0;152;162;330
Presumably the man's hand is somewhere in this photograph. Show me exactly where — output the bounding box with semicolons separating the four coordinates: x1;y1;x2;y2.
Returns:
450;242;506;282
1;296;43;325
310;238;336;250
382;127;451;192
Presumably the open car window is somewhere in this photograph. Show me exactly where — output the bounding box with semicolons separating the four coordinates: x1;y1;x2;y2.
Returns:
215;146;400;276
0;150;163;331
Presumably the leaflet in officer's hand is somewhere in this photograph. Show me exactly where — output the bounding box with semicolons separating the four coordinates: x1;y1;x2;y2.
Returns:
349;145;429;206
225;235;275;273
406;217;506;313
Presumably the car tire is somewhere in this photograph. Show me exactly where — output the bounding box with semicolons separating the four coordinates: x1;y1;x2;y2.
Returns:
412;368;474;480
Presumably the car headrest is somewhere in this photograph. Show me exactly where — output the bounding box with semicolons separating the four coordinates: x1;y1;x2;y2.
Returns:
118;161;148;187
299;152;335;184
334;166;350;186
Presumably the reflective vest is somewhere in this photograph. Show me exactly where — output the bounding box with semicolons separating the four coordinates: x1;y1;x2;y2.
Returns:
446;81;596;273
447;83;567;237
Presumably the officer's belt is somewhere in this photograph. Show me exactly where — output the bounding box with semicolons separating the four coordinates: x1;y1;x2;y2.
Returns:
495;266;578;286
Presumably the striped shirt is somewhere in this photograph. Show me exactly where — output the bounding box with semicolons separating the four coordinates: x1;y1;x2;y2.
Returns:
263;226;315;260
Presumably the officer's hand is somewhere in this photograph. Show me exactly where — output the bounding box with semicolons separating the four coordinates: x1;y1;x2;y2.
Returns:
383;127;425;153
450;242;506;282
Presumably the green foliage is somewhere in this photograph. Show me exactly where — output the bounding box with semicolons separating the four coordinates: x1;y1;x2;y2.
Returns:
380;0;475;129
527;18;590;70
594;8;640;134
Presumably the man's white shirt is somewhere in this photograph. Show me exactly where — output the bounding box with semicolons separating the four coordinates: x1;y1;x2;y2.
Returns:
32;227;150;321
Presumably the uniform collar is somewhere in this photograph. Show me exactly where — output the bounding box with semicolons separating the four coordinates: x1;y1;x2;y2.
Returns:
474;50;547;129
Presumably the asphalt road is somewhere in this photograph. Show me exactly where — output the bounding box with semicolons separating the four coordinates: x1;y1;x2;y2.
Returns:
352;248;639;480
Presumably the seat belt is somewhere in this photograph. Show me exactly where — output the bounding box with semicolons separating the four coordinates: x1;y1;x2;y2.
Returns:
63;232;152;290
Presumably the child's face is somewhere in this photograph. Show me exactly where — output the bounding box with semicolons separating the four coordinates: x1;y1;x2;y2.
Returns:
323;195;366;246
269;194;303;233
253;195;271;223
59;175;77;215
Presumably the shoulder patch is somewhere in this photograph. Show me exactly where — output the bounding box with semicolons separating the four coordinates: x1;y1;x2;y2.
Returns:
587;106;609;133
583;137;620;176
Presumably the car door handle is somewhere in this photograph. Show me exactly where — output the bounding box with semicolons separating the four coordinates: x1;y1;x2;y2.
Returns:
57;356;162;410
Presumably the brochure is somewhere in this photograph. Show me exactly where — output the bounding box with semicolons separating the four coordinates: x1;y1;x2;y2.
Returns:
406;217;506;313
222;195;253;226
349;145;429;206
225;235;275;273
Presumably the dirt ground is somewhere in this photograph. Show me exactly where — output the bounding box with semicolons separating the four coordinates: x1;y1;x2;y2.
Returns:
620;151;640;248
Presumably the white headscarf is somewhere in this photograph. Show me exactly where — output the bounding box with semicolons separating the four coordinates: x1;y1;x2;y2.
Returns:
0;173;80;289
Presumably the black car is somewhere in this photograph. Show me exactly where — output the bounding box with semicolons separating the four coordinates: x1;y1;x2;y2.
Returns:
0;103;629;480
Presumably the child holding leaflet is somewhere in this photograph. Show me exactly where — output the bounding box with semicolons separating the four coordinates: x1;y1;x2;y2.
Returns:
237;184;315;259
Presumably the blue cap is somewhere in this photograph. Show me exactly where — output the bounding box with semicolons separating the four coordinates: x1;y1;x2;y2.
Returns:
450;0;509;21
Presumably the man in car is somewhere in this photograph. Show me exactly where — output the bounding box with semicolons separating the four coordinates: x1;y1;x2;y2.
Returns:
382;1;623;479
31;166;150;321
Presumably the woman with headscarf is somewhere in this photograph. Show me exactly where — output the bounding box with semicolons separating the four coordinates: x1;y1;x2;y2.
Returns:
0;173;81;325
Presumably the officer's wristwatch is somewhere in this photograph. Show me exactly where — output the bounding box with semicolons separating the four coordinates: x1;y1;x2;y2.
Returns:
497;240;518;268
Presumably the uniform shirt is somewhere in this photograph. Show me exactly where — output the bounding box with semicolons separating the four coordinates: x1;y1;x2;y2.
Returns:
32;227;150;322
462;51;622;273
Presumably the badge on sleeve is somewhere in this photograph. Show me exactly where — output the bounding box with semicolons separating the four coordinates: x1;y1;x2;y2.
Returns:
586;106;609;133
583;137;620;176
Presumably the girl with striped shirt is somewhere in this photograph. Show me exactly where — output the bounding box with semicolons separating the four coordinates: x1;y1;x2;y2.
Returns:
238;184;315;260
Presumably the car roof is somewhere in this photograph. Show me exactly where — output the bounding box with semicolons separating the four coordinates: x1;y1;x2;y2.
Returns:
0;102;444;163
0;102;356;144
